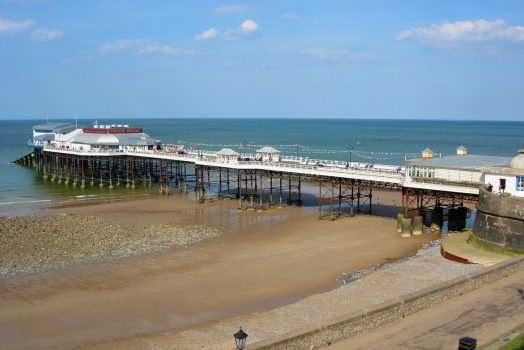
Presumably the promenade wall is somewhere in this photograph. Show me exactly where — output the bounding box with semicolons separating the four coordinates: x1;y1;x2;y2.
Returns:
241;255;524;350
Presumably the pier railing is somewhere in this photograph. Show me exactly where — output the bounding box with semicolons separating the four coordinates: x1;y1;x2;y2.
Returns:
37;144;488;196
407;171;482;187
42;145;405;183
236;160;403;175
44;144;113;154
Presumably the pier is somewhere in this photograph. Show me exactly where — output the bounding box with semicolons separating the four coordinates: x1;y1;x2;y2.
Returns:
16;123;515;227
19;145;402;218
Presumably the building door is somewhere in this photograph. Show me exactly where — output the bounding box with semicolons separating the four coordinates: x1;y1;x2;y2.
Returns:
499;178;506;193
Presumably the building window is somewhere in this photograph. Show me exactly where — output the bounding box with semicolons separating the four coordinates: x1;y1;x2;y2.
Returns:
517;176;524;191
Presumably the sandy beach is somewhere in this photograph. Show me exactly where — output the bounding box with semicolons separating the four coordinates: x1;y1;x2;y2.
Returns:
0;190;441;349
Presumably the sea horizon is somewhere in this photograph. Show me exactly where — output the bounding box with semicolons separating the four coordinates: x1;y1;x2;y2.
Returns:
2;116;524;122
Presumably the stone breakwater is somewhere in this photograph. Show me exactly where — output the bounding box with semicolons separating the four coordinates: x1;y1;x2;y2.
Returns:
0;214;220;277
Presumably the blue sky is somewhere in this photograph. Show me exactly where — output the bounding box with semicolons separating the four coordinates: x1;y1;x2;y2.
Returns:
1;0;523;120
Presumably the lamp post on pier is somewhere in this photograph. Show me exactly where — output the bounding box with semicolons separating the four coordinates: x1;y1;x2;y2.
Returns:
347;146;354;168
240;140;247;159
240;140;255;160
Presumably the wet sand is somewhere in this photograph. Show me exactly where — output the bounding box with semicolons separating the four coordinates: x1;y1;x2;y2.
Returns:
0;190;438;350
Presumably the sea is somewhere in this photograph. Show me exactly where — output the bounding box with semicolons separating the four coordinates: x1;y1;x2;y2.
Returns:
1;118;523;215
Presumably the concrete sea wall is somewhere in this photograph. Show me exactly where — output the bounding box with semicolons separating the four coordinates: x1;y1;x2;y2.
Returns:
242;255;524;350
471;189;524;254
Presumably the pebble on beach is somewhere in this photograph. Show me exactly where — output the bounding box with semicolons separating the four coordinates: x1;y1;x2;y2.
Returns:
0;214;221;277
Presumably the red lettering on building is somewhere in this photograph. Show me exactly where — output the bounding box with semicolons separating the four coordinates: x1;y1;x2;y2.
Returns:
83;128;142;134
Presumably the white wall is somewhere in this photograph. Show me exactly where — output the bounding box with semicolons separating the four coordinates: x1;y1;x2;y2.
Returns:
55;129;82;142
406;165;481;183
434;168;481;183
217;155;238;163
484;173;524;197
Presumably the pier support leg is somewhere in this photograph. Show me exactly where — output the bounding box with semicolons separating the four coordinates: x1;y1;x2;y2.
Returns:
269;176;273;206
279;177;283;207
259;174;263;208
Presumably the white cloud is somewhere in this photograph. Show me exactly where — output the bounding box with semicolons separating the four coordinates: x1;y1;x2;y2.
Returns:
0;17;64;42
225;19;260;40
396;19;524;48
301;48;381;62
0;0;45;4
195;27;218;41
138;44;203;56
0;18;33;34
241;19;258;33
282;13;298;21
100;39;149;53
211;4;252;15
100;38;204;56
30;27;63;41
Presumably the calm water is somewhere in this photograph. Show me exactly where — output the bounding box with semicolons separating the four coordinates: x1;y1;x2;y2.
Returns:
1;118;523;214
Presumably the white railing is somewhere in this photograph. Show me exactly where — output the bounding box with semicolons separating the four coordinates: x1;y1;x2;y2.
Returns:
37;144;492;193
407;171;482;185
42;145;404;177
27;139;47;147
261;162;403;180
483;167;522;176
43;145;113;154
188;149;217;156
40;145;410;187
191;159;404;182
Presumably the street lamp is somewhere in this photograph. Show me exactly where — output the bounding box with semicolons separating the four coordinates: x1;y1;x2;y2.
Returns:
347;146;354;168
241;140;248;159
240;141;256;160
234;327;248;350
